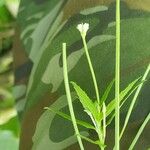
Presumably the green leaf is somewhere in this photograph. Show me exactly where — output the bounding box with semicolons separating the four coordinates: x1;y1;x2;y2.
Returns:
77;134;101;146
45;107;95;130
106;113;115;126
100;79;115;106
106;78;140;117
119;80;144;108
106;79;143;126
71;82;100;122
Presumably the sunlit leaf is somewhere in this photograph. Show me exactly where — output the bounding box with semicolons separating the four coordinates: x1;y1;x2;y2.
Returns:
71;81;100;122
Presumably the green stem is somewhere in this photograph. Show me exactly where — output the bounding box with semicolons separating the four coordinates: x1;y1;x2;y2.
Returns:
87;111;103;149
97;126;104;150
81;36;100;104
82;35;106;150
102;103;106;142
128;113;150;150
115;0;120;149
62;43;84;150
120;63;150;139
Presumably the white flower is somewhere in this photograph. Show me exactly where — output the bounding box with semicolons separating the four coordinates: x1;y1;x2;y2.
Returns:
77;23;89;37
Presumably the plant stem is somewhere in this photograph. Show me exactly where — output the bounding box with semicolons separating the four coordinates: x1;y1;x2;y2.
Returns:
128;113;150;150
115;0;120;149
97;126;104;150
102;103;106;142
81;32;107;150
120;63;150;139
62;43;84;150
81;36;100;104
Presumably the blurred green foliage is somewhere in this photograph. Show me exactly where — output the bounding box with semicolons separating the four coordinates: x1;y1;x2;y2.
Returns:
0;0;16;109
0;117;20;137
0;0;20;150
0;130;19;150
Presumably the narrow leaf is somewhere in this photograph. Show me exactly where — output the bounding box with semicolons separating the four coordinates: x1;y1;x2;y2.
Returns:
106;78;140;117
106;81;142;126
77;134;100;145
106;113;115;126
45;107;95;130
71;82;100;122
78;134;106;148
100;79;115;106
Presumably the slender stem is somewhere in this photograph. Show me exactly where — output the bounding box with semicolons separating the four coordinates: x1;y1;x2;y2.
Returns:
102;103;106;142
81;36;100;104
120;63;150;139
115;0;121;149
62;43;84;150
128;113;150;150
81;35;105;150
